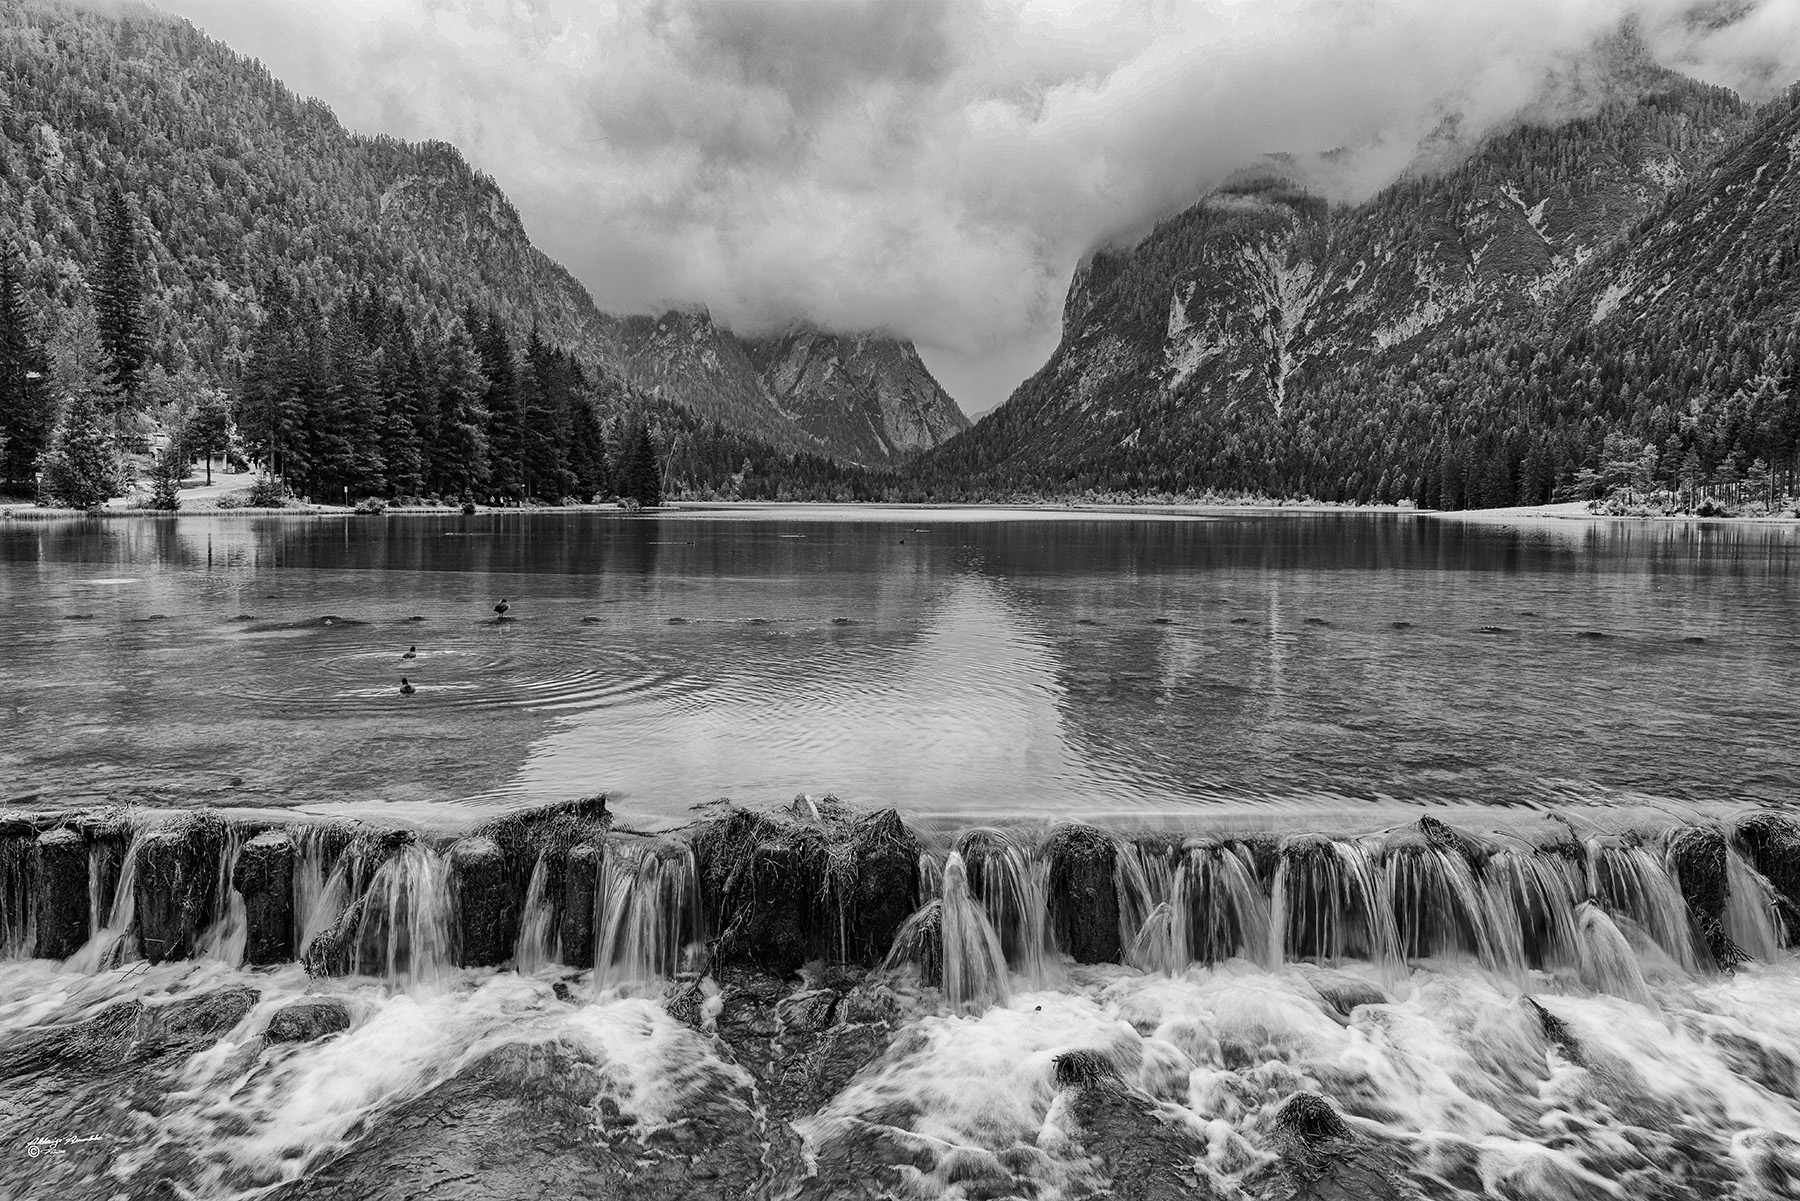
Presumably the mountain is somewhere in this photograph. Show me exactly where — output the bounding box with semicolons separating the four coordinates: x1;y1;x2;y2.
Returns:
0;0;957;467
743;329;969;465
606;311;967;465
923;64;1800;507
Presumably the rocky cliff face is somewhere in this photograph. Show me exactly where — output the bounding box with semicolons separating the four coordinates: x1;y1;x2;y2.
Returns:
605;311;967;465
744;331;969;465
925;67;1798;506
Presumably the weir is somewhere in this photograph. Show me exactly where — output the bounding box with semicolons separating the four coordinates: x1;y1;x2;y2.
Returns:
0;799;1795;1007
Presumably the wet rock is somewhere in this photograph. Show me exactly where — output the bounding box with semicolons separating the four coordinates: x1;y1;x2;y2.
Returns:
1669;825;1729;921
1046;823;1121;963
843;808;920;960
451;836;511;967
891;898;944;987
266;996;352;1043
153;986;260;1044
664;974;717;1031
775;987;839;1034
701;810;823;975
261;1039;770;1201
32;827;89;959
1275;1092;1351;1143
1527;997;1585;1067
1417;815;1485;870
471;795;609;936
234;830;294;965
1247;1092;1422;1201
1050;1048;1220;1200
560;842;600;969
134;813;227;964
790;793;849;823
1307;971;1389;1021
776;1018;894;1116
1732;813;1800;940
1697;914;1751;972
791;1118;940;1201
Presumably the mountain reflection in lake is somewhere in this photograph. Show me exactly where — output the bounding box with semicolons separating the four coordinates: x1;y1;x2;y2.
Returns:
0;509;1795;826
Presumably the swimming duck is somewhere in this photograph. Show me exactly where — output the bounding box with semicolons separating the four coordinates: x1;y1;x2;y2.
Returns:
493;598;511;619
400;677;415;696
402;645;416;660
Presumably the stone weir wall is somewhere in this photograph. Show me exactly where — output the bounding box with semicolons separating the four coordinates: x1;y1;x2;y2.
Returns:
2;799;1800;981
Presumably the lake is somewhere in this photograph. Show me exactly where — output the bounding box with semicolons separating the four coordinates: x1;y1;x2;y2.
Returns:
1;507;1795;830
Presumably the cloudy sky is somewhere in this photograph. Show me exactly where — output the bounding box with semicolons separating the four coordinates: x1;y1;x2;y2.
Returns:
159;0;1800;414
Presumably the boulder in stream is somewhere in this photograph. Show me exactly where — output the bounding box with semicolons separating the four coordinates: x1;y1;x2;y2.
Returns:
134;813;228;963
234;830;295;965
32;826;89;959
451;836;511;967
1046;823;1121;963
265;996;352;1043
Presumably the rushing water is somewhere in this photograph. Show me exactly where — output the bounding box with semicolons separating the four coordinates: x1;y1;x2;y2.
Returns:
0;507;1796;826
1;810;1797;1199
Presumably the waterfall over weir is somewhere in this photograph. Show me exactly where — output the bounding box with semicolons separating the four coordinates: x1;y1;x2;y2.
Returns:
3;801;1800;1201
0;804;1791;1010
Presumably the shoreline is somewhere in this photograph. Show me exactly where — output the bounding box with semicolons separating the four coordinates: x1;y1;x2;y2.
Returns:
5;496;1799;525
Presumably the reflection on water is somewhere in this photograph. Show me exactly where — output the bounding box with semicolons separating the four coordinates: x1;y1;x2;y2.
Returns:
0;510;1795;824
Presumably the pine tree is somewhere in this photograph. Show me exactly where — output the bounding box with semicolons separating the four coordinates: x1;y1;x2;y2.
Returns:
0;243;54;495
478;313;524;503
39;386;120;509
93;185;148;399
620;424;663;507
522;331;571;500
431;320;490;500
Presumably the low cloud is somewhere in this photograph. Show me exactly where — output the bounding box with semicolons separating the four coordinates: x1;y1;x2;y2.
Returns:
161;0;1800;410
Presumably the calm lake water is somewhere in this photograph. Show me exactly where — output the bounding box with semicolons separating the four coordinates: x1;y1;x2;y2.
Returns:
1;507;1795;829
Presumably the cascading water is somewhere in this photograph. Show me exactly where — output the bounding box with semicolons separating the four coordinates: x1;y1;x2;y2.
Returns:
1383;835;1509;970
68;826;149;972
1475;845;1583;972
1271;835;1402;973
952;828;1055;988
1169;840;1275;969
884;851;1014;1010
513;851;559;972
3;805;1800;1201
1587;838;1701;972
1725;845;1784;960
938;851;1010;1011
593;839;702;990
346;844;455;989
1113;839;1173;954
0;836;30;959
290;824;348;958
195;826;246;965
1573;900;1656;1006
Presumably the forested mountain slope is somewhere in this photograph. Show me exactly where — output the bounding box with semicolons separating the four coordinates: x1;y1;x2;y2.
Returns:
0;0;958;470
923;70;1800;508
